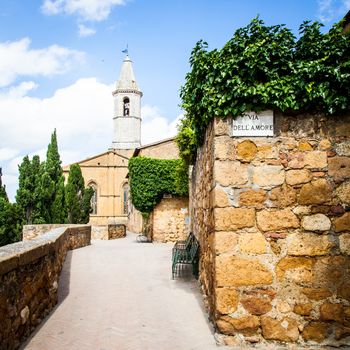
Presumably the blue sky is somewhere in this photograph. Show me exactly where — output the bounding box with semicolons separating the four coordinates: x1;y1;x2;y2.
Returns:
0;0;349;201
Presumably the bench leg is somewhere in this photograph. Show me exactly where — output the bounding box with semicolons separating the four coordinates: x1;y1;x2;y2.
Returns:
172;263;176;279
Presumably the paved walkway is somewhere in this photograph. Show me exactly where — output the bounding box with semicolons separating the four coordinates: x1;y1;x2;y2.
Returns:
22;233;222;350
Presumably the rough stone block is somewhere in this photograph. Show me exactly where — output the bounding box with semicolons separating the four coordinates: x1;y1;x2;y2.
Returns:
216;288;239;314
241;289;274;315
269;184;296;208
217;315;260;336
320;303;344;322
294;303;313;316
302;322;329;342
340;234;350;255
304;151;327;169
276;257;316;283
257;209;299;232
298;141;313;151
239;189;266;208
345;307;350;319
214;117;229;135
336;181;350;205
338;282;350;301
237;140;258;162
261;316;299;342
302;288;332;301
213;187;230;208
288;233;334;256
215;231;238;254
214;136;236;160
334;212;350;233
252;165;285;188
214;161;248;187
257;144;278;159
316;256;347;286
288;152;306;169
277;301;292;313
214;208;255;231
328;156;350;181
239;232;267;254
335;141;350;157
293;206;311;216
286;169;312;185
301;214;331;231
216;256;273;287
319;139;332;150
299;179;332;205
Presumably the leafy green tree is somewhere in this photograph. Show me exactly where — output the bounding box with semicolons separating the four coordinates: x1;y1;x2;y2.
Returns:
41;129;66;223
0;170;22;246
16;155;44;224
65;164;93;224
0;198;22;246
0;168;8;201
81;187;94;224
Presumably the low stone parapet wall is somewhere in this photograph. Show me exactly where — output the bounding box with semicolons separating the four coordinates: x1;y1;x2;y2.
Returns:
23;224;75;241
0;225;91;349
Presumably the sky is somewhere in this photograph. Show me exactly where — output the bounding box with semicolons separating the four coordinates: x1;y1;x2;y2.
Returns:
0;0;349;201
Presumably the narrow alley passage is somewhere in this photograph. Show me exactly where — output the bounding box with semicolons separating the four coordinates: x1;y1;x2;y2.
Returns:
22;233;221;350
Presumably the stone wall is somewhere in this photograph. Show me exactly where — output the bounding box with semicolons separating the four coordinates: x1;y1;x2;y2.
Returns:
137;138;179;159
190;121;216;310
152;197;189;242
128;206;143;233
24;224;127;241
108;224;126;239
0;225;91;349
191;112;350;347
23;224;77;240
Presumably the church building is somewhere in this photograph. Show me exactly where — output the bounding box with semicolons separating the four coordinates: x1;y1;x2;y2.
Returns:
63;55;179;230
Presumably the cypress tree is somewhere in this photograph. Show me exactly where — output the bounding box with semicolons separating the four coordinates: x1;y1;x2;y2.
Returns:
41;129;66;223
65;164;92;224
0;167;8;201
0;169;22;246
81;187;94;224
0;198;22;246
16;155;44;224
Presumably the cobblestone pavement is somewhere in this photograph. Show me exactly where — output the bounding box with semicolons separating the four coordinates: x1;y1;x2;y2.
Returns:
22;233;223;350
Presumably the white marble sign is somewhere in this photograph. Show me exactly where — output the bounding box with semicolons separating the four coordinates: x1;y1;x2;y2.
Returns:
231;110;274;137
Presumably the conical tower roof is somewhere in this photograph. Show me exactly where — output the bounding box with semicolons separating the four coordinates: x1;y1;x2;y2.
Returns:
115;55;140;91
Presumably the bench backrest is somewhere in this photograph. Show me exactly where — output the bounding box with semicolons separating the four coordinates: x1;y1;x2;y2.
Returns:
189;238;199;262
185;232;194;250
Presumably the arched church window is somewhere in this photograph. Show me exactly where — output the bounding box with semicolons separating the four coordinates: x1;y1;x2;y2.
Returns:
123;97;130;116
122;183;129;215
89;183;97;215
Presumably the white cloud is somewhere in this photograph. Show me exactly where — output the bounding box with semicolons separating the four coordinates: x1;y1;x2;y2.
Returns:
78;24;96;37
0;78;179;201
42;0;126;22
0;148;19;162
317;0;350;22
7;81;38;98
0;38;84;87
141;105;181;145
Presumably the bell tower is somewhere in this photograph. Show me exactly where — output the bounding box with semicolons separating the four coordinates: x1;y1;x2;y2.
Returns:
111;55;142;149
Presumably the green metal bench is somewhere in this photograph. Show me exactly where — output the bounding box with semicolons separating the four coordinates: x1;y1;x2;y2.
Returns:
172;234;199;279
172;232;194;259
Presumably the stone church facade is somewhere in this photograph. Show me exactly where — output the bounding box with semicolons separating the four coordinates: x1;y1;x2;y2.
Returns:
63;55;181;232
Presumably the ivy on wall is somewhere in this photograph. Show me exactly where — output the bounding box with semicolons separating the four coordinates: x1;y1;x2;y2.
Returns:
177;17;350;164
128;157;188;215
